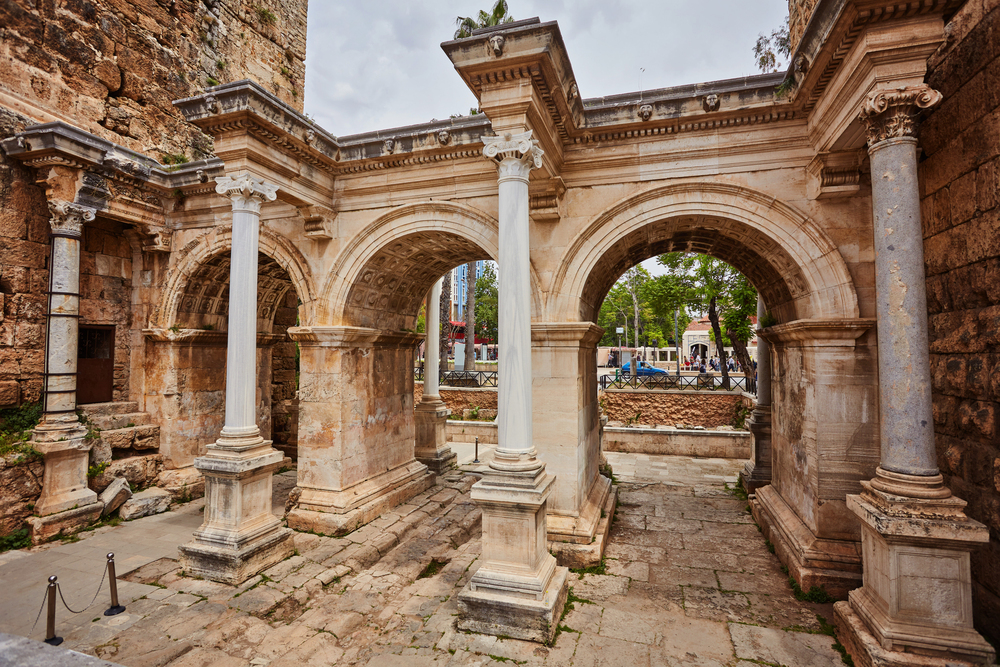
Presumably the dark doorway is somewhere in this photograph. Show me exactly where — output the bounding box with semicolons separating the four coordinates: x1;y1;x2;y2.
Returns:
78;325;114;404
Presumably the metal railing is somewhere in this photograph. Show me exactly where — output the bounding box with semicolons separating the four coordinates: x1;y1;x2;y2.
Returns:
599;373;748;392
414;367;498;388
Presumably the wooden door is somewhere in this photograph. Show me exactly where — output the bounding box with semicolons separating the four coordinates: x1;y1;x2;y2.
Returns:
77;326;114;405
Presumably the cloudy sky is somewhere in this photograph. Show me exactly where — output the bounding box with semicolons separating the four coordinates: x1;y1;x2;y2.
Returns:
303;1;789;137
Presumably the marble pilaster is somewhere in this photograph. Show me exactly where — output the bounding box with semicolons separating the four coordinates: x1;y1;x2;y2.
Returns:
457;131;568;644
835;86;994;667
179;174;294;584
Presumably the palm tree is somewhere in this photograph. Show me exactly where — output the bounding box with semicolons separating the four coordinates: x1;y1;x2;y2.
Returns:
454;0;514;39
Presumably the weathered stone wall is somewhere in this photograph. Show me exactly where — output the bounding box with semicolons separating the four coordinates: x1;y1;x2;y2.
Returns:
599;390;743;428
920;0;1000;644
0;453;43;535
0;109;135;406
787;0;818;54
413;382;499;414
271;291;298;458
0;0;307;157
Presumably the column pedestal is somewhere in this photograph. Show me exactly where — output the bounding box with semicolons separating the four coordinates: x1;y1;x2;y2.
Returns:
414;398;455;474
457;455;569;644
179;444;293;584
834;478;993;666
741;405;772;494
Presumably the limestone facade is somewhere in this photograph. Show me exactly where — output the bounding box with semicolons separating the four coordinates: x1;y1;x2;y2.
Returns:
0;0;997;651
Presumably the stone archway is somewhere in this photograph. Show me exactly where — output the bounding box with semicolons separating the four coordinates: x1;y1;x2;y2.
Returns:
288;201;519;536
143;224;316;491
538;181;876;593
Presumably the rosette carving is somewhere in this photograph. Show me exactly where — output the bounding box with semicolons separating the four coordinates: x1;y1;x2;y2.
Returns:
859;85;943;147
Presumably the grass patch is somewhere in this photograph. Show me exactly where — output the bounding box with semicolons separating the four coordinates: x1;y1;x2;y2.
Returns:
0;527;31;553
255;5;277;24
569;558;606;578
0;402;43;462
764;538;775;554
417;559;448;579
785;570;836;603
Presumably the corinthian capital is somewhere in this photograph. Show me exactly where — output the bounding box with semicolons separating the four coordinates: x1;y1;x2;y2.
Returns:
215;174;279;214
482;130;544;181
859;85;943;148
47;200;96;238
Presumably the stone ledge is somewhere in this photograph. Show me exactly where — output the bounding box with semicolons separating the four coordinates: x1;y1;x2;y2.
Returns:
549;485;618;569
287;472;435;537
604;426;750;459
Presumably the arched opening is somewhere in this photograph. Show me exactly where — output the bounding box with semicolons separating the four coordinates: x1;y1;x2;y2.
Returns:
545;184;875;595
145;228;316;482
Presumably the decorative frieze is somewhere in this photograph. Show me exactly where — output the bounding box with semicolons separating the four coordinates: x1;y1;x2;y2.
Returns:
858;85;942;147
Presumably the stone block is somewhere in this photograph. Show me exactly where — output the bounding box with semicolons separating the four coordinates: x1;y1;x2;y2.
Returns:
89;455;163;494
132;424;160;450
102;428;135;450
99;477;132;516
119;487;171;520
0;381;18;407
27;502;103;544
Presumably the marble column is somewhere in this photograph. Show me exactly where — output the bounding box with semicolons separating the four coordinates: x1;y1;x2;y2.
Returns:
414;278;455;473
28;201;103;542
741;295;772;494
179;174;294;585
457;131;568;644
835;86;994;667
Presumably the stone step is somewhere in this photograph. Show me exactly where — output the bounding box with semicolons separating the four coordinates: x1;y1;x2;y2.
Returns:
100;424;161;451
89;411;154;431
79;401;139;416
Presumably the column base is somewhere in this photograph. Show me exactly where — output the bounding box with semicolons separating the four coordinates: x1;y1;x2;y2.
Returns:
740;408;772;494
180;525;294;586
458;566;569;644
752;485;862;599
179;440;292;584
27;502;103;545
838;483;994;666
287;460;434;536
415;398;456;474
32;433;98;517
547;476;617;569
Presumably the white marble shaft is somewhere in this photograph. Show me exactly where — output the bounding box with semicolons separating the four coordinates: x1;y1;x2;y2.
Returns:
484;131;543;457
424;278;442;397
39;201;95;430
755;295;771;408
215;174;278;445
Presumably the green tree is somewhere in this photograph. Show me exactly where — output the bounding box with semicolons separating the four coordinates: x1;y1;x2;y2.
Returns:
454;0;514;39
656;254;758;389
753;17;790;73
474;262;499;348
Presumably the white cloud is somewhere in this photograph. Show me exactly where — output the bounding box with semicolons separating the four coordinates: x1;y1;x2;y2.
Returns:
304;1;788;136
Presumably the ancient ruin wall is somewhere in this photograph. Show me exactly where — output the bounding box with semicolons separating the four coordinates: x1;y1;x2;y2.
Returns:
601;391;744;429
0;0;308;408
0;0;307;158
920;1;1000;644
787;0;818;54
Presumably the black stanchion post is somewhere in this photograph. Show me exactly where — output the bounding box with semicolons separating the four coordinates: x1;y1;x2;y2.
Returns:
104;552;125;616
473;436;480;464
44;575;62;646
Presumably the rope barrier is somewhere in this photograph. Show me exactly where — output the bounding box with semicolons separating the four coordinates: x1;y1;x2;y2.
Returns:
55;563;108;614
28;585;48;638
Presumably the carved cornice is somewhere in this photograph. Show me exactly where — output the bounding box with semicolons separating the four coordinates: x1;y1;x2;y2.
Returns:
483;130;544;181
215;175;279;214
858;85;942;147
47;200;95;238
301;204;336;239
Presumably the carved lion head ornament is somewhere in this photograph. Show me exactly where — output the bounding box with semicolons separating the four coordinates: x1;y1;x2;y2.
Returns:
488;33;506;57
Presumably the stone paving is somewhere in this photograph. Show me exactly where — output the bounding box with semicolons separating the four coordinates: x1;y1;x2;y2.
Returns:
0;456;849;666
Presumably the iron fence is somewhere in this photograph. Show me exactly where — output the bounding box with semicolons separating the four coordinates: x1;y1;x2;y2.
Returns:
414;367;498;388
599;373;748;392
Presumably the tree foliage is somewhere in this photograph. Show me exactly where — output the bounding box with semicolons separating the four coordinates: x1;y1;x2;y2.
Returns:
597;266;692;350
654;254;758;389
454;0;514;39
753;17;790;73
474;262;499;346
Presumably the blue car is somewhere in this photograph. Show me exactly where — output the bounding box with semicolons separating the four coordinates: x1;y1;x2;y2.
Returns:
620;360;667;376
